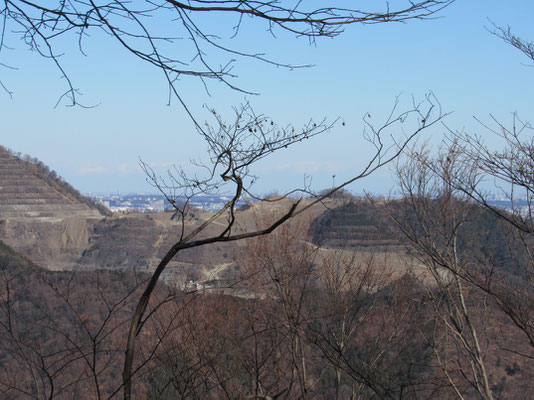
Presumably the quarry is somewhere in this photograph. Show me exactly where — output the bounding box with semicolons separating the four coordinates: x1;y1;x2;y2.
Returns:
0;145;417;286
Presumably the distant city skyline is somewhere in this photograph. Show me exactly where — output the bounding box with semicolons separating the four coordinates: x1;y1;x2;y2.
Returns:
87;191;526;215
2;1;534;195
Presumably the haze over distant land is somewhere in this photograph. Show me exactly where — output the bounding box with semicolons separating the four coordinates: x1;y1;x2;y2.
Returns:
1;1;533;194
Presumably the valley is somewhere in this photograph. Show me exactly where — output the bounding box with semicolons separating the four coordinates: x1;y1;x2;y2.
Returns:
1;145;532;399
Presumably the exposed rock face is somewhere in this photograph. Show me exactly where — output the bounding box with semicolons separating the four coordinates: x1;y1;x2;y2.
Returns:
0;218;93;270
78;214;162;270
74;212;234;285
0;146;236;278
1;146;356;286
0;146;105;268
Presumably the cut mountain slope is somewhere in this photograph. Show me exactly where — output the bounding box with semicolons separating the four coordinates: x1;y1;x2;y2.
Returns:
0;146;108;221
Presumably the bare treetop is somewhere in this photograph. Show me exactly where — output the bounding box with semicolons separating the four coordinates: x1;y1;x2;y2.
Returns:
489;22;534;64
1;0;454;106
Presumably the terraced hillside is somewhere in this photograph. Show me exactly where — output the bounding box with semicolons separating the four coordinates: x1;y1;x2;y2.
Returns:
310;200;404;251
0;146;106;221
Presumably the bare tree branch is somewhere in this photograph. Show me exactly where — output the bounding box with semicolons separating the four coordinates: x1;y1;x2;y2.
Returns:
121;94;445;398
1;0;454;106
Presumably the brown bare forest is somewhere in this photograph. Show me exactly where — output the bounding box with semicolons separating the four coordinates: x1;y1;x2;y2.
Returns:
1;195;533;399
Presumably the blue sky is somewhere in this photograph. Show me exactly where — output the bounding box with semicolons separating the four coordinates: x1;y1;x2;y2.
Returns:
1;1;533;195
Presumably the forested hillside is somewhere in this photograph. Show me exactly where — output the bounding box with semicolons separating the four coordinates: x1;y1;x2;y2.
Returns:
1;215;532;399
